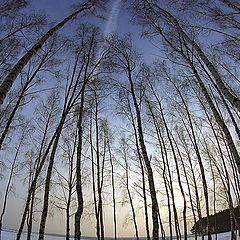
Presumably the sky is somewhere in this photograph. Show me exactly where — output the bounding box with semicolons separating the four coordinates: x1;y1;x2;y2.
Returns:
29;0;154;61
0;0;192;238
0;0;158;237
1;0;240;238
31;0;129;36
0;0;190;238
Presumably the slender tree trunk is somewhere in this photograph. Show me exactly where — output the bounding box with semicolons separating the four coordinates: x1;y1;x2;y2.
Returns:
174;81;211;240
0;1;96;104
106;137;117;240
74;88;86;240
180;132;203;239
26;164;36;240
0;60;44;150
152;117;173;240
94;98;105;240
175;130;198;240
146;0;240;112
37;106;79;240
157;100;187;240
16;110;64;240
66;185;72;240
127;97;150;240
127;68;160;239
0;135;23;240
37;36;92;238
90;117;100;240
38;121;65;240
162;166;173;240
148;101;180;240
66;139;76;240
16;181;36;240
26;187;36;240
138;156;151;240
74;27;97;239
122;139;139;240
208;151;218;240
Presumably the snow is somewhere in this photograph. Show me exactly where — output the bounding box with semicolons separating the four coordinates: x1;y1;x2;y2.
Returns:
1;230;240;240
1;230;74;240
187;232;240;240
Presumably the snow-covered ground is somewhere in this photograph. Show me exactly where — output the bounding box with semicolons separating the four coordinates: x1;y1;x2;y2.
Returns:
1;230;240;240
187;232;240;240
1;230;73;240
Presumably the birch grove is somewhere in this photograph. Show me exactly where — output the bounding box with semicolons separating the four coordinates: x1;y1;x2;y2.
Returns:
0;1;239;240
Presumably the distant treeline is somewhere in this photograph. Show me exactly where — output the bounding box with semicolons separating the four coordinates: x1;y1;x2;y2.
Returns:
191;206;240;235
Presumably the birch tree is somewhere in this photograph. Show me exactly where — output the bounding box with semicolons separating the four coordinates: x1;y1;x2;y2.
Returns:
0;124;32;240
106;35;161;239
38;24;106;240
128;0;240;175
16;91;60;240
0;34;62;150
0;0;105;104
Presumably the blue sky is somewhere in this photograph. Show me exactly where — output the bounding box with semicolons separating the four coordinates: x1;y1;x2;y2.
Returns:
30;0;155;63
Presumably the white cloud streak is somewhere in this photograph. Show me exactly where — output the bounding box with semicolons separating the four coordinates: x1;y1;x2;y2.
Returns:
95;0;122;63
104;0;122;36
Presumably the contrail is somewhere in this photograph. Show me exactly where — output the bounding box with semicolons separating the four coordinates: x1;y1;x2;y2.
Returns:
104;0;122;36
95;0;122;62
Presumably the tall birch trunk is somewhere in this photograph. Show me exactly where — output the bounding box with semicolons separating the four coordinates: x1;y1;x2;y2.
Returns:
38;121;65;240
127;69;160;239
0;2;95;104
106;137;117;240
0;59;44;150
74;89;85;240
74;26;96;239
144;0;240;112
0;134;24;240
121;139;139;240
27;184;37;240
65;137;76;240
94;98;105;240
175;130;198;240
156;99;188;240
90;117;100;240
127;97;150;240
16;102;58;240
37;56;87;239
154;23;240;175
147;103;175;240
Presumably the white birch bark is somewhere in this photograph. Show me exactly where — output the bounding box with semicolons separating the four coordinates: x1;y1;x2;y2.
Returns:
145;0;240;113
0;2;95;104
